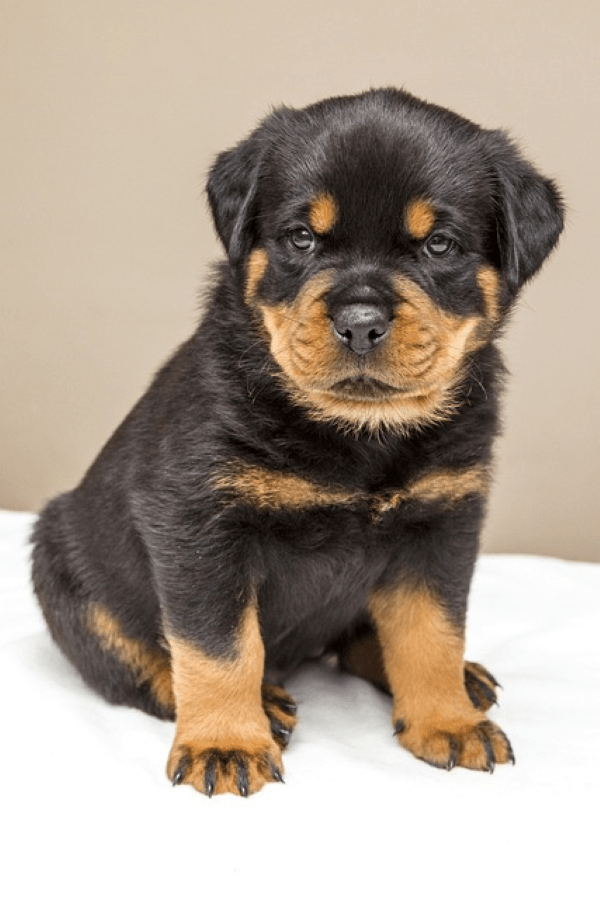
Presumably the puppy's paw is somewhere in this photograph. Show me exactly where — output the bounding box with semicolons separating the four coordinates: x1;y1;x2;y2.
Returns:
167;738;284;797
464;661;500;711
395;715;515;772
262;682;298;749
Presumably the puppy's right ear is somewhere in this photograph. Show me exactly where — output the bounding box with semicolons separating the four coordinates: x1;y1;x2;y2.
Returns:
206;132;264;266
207;107;296;266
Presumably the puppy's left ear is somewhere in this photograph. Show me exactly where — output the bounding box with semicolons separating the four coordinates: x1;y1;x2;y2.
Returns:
485;130;564;297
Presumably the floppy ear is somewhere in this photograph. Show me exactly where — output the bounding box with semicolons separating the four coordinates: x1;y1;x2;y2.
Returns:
206;132;264;266
486;130;564;297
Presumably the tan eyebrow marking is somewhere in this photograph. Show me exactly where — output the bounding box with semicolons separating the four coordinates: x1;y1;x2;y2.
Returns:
308;193;338;235
405;198;436;240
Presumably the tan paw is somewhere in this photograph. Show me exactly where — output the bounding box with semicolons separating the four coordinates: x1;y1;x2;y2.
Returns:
395;715;515;772
167;737;284;797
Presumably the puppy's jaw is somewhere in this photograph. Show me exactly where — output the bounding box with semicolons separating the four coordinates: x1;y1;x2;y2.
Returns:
247;260;494;434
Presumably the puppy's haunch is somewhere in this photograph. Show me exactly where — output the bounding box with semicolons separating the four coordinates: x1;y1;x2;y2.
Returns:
32;88;563;796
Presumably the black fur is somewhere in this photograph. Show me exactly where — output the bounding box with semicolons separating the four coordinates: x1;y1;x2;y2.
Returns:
32;88;563;769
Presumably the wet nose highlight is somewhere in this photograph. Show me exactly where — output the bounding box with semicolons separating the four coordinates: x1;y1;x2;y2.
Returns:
333;303;390;355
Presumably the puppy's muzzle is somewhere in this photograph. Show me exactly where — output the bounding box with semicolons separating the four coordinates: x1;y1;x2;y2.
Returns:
333;303;390;356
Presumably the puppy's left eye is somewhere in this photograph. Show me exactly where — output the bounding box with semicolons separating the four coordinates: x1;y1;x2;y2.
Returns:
424;233;455;257
288;227;316;252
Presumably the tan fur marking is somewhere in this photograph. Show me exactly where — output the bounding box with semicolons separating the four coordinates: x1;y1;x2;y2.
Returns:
405;198;436;240
168;605;266;748
245;248;269;303
213;460;488;515
477;265;501;327
88;603;174;713
370;585;478;730
212;461;357;511
370;585;513;769
376;464;491;517
308;193;338;234
166;605;282;795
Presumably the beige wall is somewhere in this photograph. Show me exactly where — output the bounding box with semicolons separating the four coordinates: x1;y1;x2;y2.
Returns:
2;1;598;561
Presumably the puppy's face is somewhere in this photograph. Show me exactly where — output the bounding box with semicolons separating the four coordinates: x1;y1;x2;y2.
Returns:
208;90;563;433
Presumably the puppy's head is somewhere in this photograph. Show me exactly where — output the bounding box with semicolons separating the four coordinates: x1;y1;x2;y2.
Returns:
207;89;563;433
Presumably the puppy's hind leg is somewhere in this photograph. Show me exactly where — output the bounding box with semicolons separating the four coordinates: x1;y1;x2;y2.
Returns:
31;494;175;720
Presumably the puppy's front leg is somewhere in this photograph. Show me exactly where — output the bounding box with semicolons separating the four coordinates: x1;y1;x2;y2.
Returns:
370;548;514;772
166;600;285;797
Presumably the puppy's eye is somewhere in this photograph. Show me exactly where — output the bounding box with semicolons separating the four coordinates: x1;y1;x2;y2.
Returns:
288;227;316;252
424;233;455;257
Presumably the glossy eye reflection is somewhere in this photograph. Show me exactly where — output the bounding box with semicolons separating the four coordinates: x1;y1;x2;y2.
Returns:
424;233;455;257
288;226;316;252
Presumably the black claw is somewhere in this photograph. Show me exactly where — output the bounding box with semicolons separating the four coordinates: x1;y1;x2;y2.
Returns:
480;729;496;773
171;765;185;787
394;719;406;736
204;755;217;798
236;758;249;798
269;717;291;747
504;735;516;765
171;754;189;787
270;765;285;783
447;737;459;771
478;681;499;708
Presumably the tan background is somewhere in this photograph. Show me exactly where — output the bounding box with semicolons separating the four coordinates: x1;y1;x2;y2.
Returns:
2;1;598;561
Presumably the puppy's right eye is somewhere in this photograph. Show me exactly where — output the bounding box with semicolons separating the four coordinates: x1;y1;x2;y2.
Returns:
288;227;316;252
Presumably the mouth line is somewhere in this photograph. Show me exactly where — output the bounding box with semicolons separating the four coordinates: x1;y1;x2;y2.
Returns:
328;375;409;399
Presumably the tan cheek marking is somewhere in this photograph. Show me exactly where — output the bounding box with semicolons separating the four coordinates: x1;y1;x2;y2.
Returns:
308;193;338;234
88;603;174;714
167;604;269;751
392;274;484;373
477;265;501;327
405;198;436;240
212;461;358;510
257;270;336;385
245;248;269;303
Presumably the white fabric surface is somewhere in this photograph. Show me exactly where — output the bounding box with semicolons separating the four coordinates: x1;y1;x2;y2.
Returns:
2;509;599;897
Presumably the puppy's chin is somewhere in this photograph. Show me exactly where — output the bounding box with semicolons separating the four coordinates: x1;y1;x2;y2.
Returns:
285;374;461;435
328;376;409;401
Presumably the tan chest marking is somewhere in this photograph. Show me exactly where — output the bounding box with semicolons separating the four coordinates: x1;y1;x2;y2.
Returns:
212;461;357;511
212;461;490;515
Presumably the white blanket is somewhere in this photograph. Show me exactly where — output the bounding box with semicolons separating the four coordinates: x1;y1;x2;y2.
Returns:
2;510;598;896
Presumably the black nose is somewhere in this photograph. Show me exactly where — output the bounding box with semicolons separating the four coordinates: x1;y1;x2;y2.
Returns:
333;304;390;356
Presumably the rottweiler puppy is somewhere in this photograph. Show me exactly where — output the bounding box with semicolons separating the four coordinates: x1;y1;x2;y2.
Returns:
32;88;563;797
